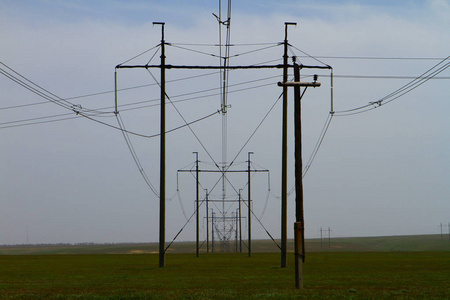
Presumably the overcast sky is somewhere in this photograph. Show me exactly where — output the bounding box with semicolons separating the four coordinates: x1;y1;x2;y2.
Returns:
1;0;449;246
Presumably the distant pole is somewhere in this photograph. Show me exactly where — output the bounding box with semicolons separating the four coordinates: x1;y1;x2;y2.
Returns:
281;22;297;268
440;223;443;241
211;211;215;253
205;189;209;253
320;227;323;248
155;21;166;269
448;223;450;241
235;210;238;252
328;227;331;248
248;152;253;257
239;189;242;253
194;152;199;257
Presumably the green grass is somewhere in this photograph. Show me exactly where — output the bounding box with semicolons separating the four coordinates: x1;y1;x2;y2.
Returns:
0;252;449;299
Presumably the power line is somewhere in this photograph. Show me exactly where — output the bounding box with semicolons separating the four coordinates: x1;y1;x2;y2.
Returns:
145;68;222;169
329;74;450;80
116;44;161;67
303;112;334;178
80;108;220;139
228;91;283;168
288;45;331;68
0;62;112;116
333;56;450;116
1;72;279;113
116;114;160;197
0;115;81;129
0;71;223;111
170;42;279;47
203;91;283;198
296;55;448;61
0;73;281;129
3;67;447;113
0;65;73;111
0;63;221;135
228;43;281;59
168;44;221;58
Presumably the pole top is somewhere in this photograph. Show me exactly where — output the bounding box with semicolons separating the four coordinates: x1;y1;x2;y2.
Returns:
153;22;165;25
285;22;297;26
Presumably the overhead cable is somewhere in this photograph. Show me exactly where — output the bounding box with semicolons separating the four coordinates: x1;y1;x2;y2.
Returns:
116;44;161;67
334;56;450;116
146;68;222;169
302;112;334;178
116;114;159;197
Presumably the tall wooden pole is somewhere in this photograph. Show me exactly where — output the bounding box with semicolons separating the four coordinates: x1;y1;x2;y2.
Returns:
293;61;304;289
156;22;166;268
278;60;320;288
281;22;296;268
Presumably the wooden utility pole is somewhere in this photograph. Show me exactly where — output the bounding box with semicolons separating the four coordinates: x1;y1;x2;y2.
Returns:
239;189;243;253
205;189;209;253
278;58;321;289
320;227;323;248
235;210;238;252
156;22;166;269
248;151;253;257
211;211;215;253
194;152;199;257
293;61;304;289
328;227;331;248
281;22;296;268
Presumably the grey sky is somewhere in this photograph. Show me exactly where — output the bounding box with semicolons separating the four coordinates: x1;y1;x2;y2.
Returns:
1;0;449;245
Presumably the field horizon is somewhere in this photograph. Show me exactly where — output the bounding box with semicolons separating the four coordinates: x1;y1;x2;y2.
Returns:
1;233;449;255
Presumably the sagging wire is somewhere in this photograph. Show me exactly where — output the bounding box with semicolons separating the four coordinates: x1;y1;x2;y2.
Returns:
333;56;450;116
302;112;334;178
115;113;159;197
0;62;118;124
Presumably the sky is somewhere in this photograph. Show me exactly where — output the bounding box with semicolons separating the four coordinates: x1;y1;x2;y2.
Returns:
1;0;449;246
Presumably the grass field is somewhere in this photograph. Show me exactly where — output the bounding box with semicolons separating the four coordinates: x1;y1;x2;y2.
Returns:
1;251;449;299
1;234;449;255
